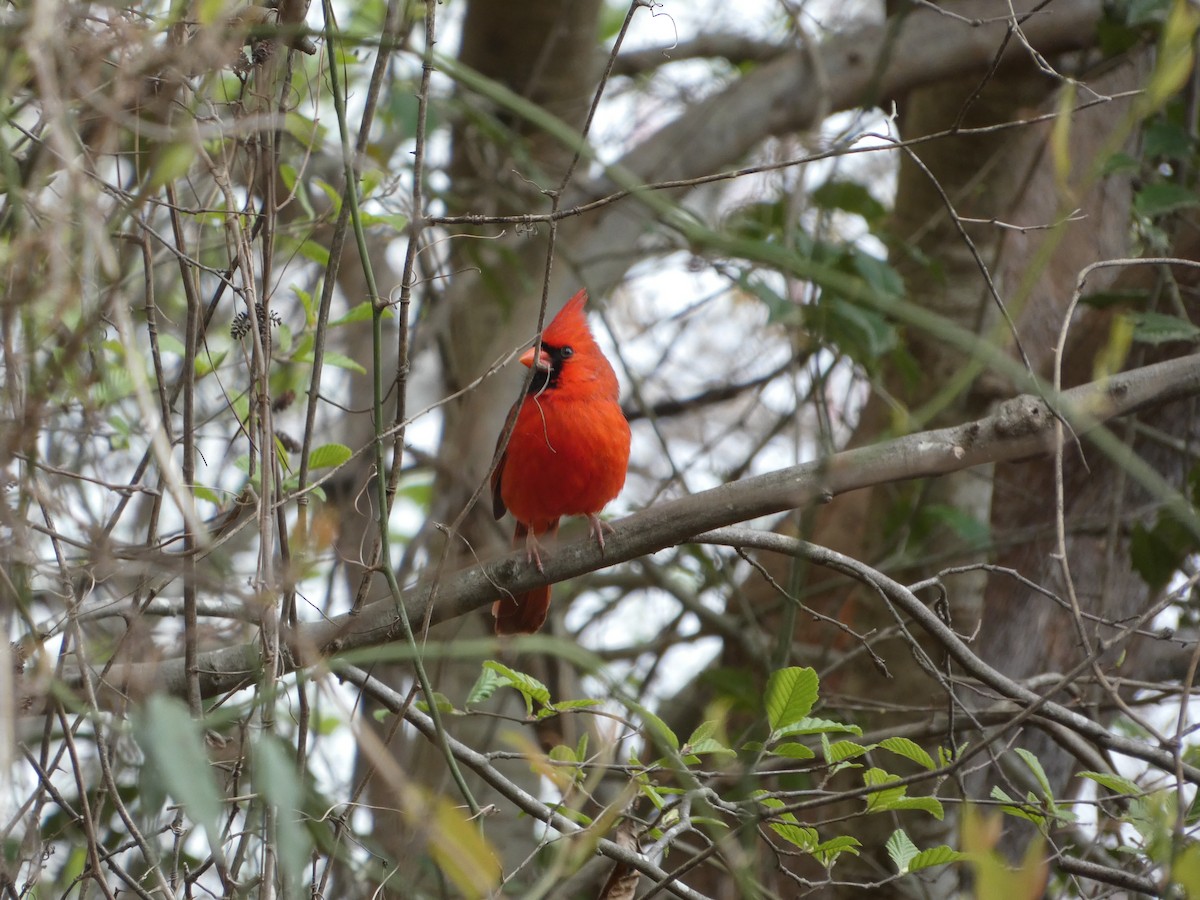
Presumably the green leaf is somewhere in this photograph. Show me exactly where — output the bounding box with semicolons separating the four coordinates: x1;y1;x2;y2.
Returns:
864;768;905;812
772;821;819;850
465;664;505;706
1128;310;1200;345
1172;842;1200;896
627;700;680;753
307;443;353;470
886;828;919;873
687;720;717;746
1100;150;1140;175
755;795;819;851
864;769;945;819
1134;182;1200;218
133;696;222;839
767;742;816;760
889;796;945;819
775;717;862;738
1131;508;1197;589
294;345;367;374
811;835;861;867
547;698;603;713
1145;119;1194;159
428;792;501;897
909;845;967;872
1077;771;1141;796
481;660;551;716
415;692;458;715
156;333;185;357
1014;748;1055;801
824;739;871;764
991;785;1046;826
879;737;936;770
331;301;384;326
253;735;313;878
195;349;227;378
192;485;222;506
765;667;819;732
811;179;886;223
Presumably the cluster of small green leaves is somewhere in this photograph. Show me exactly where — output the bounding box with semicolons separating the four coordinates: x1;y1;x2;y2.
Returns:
457;662;963;880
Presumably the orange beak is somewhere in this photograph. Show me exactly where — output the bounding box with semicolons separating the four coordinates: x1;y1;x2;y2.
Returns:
520;346;552;372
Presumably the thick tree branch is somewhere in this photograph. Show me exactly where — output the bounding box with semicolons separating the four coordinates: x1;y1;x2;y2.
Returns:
612;35;787;78
570;0;1107;294
67;352;1200;707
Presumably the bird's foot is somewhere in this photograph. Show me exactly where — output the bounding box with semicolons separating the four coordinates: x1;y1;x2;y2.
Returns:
525;529;547;573
587;514;615;553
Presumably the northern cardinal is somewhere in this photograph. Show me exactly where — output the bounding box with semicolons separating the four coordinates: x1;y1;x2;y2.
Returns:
490;289;631;634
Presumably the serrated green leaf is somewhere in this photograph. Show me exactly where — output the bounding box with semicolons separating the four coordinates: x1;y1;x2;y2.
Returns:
991;785;1046;826
768;741;816;760
775;717;862;738
765;666;819;732
909;845;967;872
886;828;919;873
889;796;945;820
865;769;945;819
1014;748;1054;801
627;700;680;752
465;665;505;706
811;835;861;867
549;698;603;713
825;739;872;764
1077;771;1141;796
879;737;936;770
772;821;819;850
687;720;717;746
638;779;665;810
482;660;551;716
688;738;737;757
307;443;353;470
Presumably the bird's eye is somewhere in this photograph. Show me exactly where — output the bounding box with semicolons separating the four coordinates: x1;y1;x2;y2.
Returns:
560;346;574;358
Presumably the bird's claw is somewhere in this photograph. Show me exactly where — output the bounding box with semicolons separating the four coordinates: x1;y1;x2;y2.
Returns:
587;514;614;553
524;530;546;573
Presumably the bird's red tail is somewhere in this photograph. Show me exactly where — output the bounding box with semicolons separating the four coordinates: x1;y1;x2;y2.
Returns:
493;521;556;634
492;585;551;635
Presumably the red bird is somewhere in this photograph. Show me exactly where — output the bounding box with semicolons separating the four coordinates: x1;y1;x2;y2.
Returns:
491;289;631;634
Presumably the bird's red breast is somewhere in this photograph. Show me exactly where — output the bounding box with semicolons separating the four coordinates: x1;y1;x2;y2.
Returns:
491;289;631;634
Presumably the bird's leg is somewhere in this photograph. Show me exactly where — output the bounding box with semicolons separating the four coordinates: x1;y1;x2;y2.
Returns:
587;514;615;553
525;529;547;573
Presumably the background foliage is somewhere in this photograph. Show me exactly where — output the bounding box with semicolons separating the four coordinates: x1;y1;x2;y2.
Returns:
5;0;1200;897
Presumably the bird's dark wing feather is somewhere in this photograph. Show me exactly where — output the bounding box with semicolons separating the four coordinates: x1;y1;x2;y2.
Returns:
491;397;522;520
